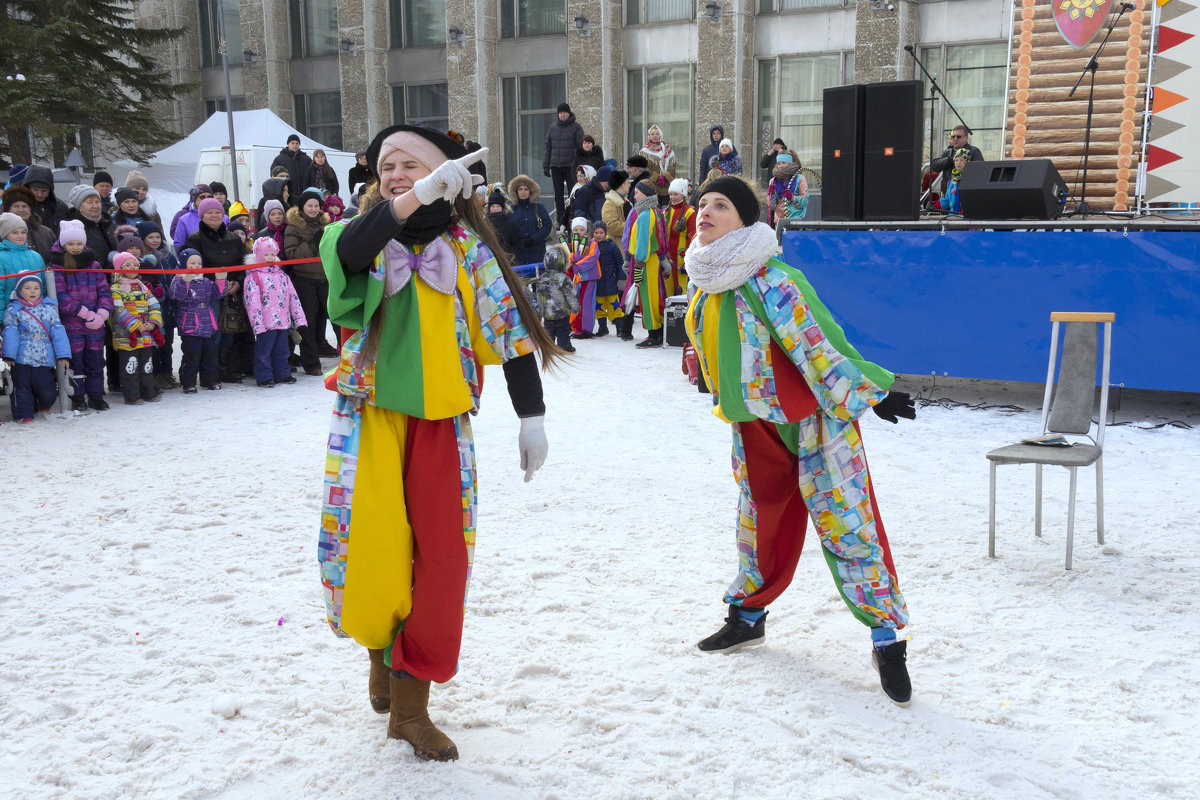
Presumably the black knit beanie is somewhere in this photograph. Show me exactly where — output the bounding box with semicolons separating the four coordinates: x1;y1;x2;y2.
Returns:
93;171;113;186
632;181;655;200
701;176;759;228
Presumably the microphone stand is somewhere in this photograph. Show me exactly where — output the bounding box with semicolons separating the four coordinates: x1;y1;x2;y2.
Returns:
905;45;973;207
1068;3;1132;218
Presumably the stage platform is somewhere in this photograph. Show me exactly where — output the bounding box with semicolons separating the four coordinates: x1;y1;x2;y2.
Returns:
778;218;1200;393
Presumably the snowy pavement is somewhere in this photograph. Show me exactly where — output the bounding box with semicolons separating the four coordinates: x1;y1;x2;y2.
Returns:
3;336;1198;799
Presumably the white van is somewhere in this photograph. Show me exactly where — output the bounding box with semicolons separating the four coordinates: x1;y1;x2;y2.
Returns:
193;145;357;219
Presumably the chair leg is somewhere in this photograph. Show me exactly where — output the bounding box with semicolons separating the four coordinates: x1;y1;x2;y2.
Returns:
1095;455;1105;545
989;461;997;558
1065;466;1078;570
1034;464;1043;538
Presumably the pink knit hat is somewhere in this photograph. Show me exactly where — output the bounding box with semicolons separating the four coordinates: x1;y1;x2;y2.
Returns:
197;197;224;217
252;235;279;262
58;219;86;247
113;252;140;271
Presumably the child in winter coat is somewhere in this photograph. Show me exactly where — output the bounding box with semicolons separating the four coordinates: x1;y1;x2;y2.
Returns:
169;248;226;393
592;221;625;337
567;217;601;338
939;148;970;214
137;220;180;388
322;194;345;222
260;199;288;253
242;236;306;387
52;219;114;412
531;243;580;352
2;275;71;421
0;212;48;301
109;252;164;405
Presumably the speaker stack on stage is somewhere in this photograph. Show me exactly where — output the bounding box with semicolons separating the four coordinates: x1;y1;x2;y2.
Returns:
822;80;923;221
958;160;1069;220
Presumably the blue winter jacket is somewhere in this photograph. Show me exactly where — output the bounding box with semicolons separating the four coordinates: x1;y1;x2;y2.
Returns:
596;238;625;297
2;297;71;367
509;198;553;267
0;240;49;302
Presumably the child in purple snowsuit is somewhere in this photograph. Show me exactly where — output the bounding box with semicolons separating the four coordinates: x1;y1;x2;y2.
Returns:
51;219;114;411
169;247;226;392
242;236;305;387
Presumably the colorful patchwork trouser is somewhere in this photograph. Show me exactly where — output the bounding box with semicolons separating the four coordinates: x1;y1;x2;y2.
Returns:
318;396;477;683
638;254;664;330
725;416;908;630
570;279;597;334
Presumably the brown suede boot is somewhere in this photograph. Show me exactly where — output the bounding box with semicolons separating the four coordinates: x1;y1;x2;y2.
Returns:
368;649;390;714
387;674;459;761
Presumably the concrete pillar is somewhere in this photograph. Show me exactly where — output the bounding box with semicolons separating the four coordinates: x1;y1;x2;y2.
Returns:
336;0;374;151
445;0;499;181
853;0;920;83
695;0;755;163
240;0;294;123
565;0;622;158
136;0;205;137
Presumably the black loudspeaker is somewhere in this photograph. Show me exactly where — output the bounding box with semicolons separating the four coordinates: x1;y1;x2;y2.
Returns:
958;159;1069;220
822;84;866;221
862;80;923;221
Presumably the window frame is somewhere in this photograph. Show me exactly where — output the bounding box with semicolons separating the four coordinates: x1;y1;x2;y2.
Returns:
391;82;451;129
293;91;344;149
754;50;855;180
388;0;447;49
288;0;339;59
624;0;695;26
499;0;567;40
916;40;1010;167
756;0;849;14
625;63;696;180
198;0;243;68
500;71;569;197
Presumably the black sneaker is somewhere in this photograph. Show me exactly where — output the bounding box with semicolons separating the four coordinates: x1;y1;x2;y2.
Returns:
696;605;766;653
872;640;911;706
88;395;110;412
183;386;198;394
279;376;297;384
258;380;276;388
71;396;88;412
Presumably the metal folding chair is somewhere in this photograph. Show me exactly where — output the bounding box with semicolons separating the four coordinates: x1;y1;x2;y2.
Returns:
986;312;1114;570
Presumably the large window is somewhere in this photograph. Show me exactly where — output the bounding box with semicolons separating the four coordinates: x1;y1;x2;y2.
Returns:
294;91;343;149
918;42;1008;165
392;83;450;129
389;0;446;48
204;97;247;117
626;65;693;179
501;73;567;196
756;52;853;178
625;0;692;25
758;0;846;11
500;0;566;38
198;0;243;68
289;0;338;58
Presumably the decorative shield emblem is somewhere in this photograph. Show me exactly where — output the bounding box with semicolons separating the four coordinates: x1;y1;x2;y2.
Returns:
1053;0;1111;49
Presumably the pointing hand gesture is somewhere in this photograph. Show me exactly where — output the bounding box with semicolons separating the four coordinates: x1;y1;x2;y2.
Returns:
412;147;489;205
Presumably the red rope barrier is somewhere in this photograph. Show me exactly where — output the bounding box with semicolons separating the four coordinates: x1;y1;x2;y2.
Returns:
0;256;323;282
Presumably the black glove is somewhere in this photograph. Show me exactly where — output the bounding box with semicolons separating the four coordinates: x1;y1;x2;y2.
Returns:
543;168;551;178
872;391;916;424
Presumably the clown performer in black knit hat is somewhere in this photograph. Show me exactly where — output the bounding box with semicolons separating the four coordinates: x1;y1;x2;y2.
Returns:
315;126;564;761
683;175;918;706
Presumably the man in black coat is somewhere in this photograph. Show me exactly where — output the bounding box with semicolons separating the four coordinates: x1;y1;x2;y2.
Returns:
929;125;984;196
23;166;70;235
543;102;584;223
270;134;313;206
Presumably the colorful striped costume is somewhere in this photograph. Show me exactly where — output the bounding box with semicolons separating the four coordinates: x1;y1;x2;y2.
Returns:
624;207;666;330
662;202;696;297
317;220;537;683
569;238;600;335
685;257;909;631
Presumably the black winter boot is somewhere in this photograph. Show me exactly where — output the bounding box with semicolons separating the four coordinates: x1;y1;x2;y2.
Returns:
87;394;110;412
696;605;766;653
872;640;912;706
595;318;609;337
636;328;663;349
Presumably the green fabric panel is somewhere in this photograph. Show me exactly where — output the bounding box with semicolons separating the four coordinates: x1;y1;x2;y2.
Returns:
373;287;425;415
765;257;894;391
716;290;754;422
321;221;380;331
819;545;879;628
772;421;802;456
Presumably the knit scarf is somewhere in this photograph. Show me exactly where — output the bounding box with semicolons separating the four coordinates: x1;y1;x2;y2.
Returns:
632;193;658;218
684;222;779;294
396;198;453;246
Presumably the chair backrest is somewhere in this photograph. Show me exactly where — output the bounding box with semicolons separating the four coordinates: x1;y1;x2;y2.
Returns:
1041;312;1114;443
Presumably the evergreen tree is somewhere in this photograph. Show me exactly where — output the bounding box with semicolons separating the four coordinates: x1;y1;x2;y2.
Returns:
0;0;189;167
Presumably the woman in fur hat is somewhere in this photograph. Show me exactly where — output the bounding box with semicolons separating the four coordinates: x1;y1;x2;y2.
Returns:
506;173;553;267
683;175;916;706
317;125;562;762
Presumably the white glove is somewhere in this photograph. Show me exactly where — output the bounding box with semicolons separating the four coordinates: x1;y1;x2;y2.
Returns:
518;415;548;483
412;147;489;205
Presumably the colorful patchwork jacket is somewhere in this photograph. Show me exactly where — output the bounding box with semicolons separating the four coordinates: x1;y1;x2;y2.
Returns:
109;279;163;350
322;220;537;419
685;257;892;425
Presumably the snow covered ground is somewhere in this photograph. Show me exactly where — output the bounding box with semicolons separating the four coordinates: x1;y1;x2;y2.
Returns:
3;335;1199;800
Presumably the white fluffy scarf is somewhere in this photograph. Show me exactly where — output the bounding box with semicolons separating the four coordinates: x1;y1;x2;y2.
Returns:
684;222;779;294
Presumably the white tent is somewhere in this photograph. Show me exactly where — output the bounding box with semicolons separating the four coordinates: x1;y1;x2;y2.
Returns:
111;109;348;195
